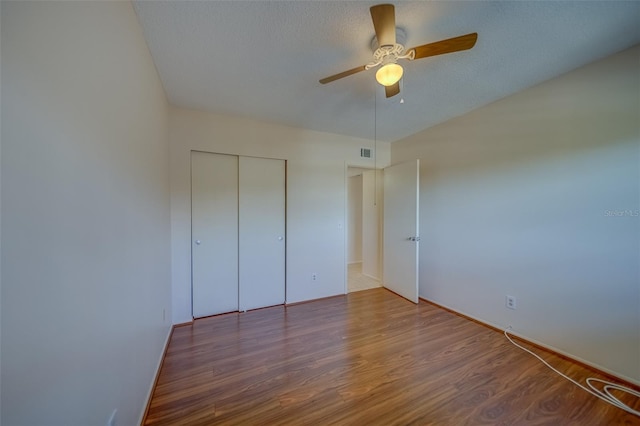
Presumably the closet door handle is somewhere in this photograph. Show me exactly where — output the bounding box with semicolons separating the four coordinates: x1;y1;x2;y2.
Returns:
195;240;201;245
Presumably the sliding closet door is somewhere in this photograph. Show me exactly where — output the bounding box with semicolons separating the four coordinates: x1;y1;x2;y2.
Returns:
191;151;239;318
238;156;286;311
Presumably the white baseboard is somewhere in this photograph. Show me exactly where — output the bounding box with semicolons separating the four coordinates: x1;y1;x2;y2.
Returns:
138;325;173;425
419;295;640;388
361;272;380;281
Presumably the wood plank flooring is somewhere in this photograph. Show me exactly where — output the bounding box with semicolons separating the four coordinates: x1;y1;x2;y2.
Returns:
144;289;640;425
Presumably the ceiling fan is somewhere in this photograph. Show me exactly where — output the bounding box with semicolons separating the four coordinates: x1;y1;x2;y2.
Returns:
319;4;478;98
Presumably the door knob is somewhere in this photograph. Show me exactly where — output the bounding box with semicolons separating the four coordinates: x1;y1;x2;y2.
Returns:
278;236;284;241
195;240;201;245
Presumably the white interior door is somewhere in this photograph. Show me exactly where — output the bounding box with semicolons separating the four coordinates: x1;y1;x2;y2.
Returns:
383;159;419;303
238;157;286;311
191;151;239;318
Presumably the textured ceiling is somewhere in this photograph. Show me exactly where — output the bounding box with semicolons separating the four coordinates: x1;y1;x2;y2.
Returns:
133;1;640;142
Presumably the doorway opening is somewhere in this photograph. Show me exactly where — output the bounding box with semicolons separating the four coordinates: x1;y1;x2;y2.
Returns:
346;167;383;293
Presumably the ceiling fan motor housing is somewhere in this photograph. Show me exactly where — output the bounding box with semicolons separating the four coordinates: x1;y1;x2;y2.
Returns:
366;28;415;70
370;27;407;51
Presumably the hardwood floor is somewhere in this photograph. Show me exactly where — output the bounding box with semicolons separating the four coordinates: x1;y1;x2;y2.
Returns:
144;289;640;425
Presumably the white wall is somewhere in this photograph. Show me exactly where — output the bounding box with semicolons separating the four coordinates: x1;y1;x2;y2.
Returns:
347;175;363;263
392;46;640;384
169;107;390;323
1;2;172;425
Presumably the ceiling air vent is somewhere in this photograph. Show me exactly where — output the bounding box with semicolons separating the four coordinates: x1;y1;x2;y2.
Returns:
360;148;372;158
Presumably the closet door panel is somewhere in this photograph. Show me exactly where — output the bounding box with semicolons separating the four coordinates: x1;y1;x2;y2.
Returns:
238;156;286;311
191;152;239;318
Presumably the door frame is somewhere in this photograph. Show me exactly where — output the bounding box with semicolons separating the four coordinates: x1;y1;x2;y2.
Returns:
343;163;384;294
190;149;288;318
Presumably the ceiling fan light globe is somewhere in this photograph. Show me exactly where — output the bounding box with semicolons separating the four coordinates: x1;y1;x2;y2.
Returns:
375;63;403;86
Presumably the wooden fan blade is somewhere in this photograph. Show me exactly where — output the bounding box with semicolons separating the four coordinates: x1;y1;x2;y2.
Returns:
385;82;400;98
319;65;367;84
411;33;478;60
370;4;396;47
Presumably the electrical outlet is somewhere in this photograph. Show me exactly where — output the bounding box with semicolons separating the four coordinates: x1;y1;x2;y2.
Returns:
506;295;517;310
312;273;317;281
106;409;117;426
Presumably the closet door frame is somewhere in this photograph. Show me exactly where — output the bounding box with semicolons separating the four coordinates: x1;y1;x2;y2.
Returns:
190;150;287;318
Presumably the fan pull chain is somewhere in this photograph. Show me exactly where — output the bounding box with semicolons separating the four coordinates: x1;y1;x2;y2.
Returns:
374;82;377;207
